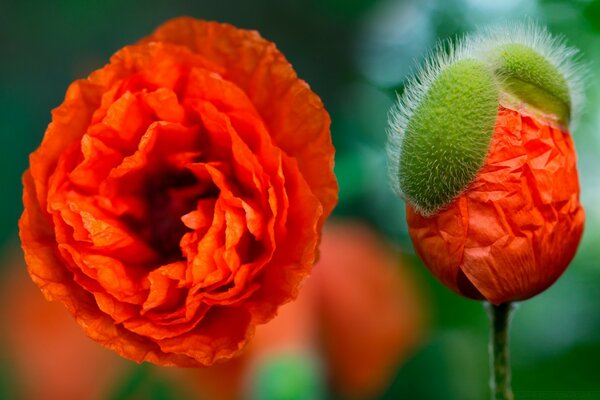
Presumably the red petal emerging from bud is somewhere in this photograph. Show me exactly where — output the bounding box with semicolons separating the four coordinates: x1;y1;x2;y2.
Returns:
407;106;584;304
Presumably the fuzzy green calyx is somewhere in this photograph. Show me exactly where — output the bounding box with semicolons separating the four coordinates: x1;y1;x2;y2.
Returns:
388;23;582;217
493;43;571;124
399;59;499;215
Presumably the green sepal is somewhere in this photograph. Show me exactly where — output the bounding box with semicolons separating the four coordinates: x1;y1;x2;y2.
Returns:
399;59;499;215
492;43;571;125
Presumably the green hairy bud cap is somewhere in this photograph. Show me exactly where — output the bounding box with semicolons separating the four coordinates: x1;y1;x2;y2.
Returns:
493;43;571;125
387;22;582;216
398;59;499;215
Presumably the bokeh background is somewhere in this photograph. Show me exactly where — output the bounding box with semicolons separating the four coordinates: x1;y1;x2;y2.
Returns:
1;0;600;399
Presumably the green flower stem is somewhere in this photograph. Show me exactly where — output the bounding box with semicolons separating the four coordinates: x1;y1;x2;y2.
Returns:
485;302;514;400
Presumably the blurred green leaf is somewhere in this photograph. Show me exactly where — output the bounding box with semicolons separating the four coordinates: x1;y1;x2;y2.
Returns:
108;363;153;400
584;0;600;31
250;353;326;400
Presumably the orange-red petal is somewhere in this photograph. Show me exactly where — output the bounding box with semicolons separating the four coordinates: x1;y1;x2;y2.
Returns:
408;106;584;304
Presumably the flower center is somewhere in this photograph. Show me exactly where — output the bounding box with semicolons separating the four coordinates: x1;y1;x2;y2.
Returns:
124;167;217;263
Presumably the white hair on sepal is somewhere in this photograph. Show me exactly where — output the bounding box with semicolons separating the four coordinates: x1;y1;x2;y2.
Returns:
468;19;586;128
386;35;474;198
386;21;586;201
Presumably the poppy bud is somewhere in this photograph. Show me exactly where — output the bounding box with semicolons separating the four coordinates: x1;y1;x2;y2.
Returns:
387;23;585;304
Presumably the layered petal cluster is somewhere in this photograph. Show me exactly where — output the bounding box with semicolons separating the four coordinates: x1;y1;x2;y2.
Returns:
19;17;337;366
174;221;426;399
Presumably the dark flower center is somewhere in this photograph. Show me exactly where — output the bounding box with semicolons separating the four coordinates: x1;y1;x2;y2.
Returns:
124;167;218;263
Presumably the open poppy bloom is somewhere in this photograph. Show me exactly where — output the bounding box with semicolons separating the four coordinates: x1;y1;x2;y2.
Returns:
387;24;584;304
19;17;337;366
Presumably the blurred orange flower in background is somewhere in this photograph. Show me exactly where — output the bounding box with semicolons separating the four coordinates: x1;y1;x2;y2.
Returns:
408;106;584;304
19;17;337;367
0;253;128;400
170;221;427;399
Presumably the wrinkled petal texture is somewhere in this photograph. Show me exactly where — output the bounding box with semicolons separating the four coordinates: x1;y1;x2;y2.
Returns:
19;18;337;367
407;106;584;304
172;221;426;400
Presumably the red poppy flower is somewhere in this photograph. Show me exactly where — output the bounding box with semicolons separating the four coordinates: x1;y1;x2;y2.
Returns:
19;17;337;366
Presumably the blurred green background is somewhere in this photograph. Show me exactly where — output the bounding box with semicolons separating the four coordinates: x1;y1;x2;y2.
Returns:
1;0;600;399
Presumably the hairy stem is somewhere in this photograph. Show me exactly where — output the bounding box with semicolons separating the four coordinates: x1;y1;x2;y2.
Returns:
485;302;514;400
